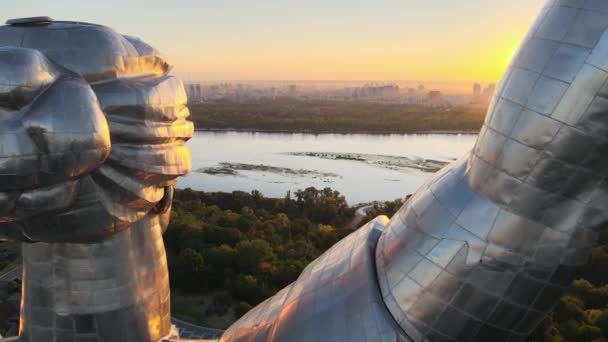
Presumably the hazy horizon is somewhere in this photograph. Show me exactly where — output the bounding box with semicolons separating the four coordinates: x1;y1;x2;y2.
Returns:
180;79;497;96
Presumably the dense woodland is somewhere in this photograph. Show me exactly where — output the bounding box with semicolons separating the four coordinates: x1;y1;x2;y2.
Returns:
188;99;485;134
167;188;608;340
166;187;355;327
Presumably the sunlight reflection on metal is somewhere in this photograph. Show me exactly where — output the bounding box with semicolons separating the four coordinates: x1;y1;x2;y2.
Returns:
0;18;192;342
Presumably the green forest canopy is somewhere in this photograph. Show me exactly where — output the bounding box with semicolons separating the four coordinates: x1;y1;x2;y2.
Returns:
188;99;485;133
166;188;608;340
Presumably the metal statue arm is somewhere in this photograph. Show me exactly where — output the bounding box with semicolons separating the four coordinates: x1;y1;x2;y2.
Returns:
376;1;608;340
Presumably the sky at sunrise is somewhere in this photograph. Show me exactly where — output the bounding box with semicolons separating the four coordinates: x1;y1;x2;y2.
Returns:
4;0;546;82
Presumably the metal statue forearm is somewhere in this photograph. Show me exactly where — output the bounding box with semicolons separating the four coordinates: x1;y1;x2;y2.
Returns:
0;18;192;342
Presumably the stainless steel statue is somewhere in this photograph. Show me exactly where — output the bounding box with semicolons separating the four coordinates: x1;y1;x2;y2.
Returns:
220;1;608;341
0;17;192;341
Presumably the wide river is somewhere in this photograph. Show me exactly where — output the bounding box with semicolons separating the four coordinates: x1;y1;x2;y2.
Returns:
178;131;477;204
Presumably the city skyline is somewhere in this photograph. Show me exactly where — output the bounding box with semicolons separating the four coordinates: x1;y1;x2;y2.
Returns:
3;0;544;82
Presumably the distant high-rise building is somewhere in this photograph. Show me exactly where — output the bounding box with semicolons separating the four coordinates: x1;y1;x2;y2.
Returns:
482;83;496;100
189;84;195;98
186;84;197;104
347;84;399;99
185;83;203;104
288;84;297;97
473;83;481;97
469;83;497;108
426;90;444;107
196;84;202;102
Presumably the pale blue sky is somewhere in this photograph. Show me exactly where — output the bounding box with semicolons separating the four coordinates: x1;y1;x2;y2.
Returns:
3;0;545;81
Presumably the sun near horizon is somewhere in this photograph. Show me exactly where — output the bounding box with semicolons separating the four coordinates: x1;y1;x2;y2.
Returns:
3;0;545;83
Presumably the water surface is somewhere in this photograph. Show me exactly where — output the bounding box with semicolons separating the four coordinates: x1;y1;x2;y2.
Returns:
178;131;477;204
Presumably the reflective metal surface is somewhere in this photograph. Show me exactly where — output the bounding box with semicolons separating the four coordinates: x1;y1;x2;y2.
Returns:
0;18;192;342
221;217;408;342
222;1;608;341
378;1;608;339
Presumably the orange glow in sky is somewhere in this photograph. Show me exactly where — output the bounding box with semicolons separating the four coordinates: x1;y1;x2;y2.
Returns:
4;0;546;82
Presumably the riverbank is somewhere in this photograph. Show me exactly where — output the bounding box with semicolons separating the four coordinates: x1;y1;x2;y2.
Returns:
188;98;486;134
194;127;479;135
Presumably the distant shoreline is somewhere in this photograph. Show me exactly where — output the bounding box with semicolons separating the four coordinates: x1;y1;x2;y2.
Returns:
194;127;479;135
187;98;486;136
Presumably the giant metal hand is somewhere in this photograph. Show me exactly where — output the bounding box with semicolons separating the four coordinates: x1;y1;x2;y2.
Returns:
0;17;192;342
220;2;608;341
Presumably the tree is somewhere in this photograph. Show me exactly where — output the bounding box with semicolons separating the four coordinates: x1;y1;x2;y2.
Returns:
236;301;253;318
205;244;236;270
273;259;305;286
172;248;206;292
167;188;360;327
235;240;275;273
233;274;259;303
204;226;245;246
